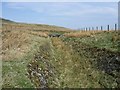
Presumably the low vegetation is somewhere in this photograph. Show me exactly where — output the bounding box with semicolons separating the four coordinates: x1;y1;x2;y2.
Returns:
1;18;120;88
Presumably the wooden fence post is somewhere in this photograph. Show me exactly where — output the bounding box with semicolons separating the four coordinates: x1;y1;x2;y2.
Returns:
89;27;90;31
92;27;94;30
101;26;103;31
115;24;117;31
107;25;109;31
86;28;87;31
81;24;117;32
96;27;98;30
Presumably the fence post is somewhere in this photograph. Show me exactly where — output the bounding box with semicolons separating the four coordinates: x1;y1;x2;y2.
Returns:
115;24;117;31
92;27;94;30
86;27;87;31
101;26;103;31
96;26;98;31
89;27;90;31
107;25;109;31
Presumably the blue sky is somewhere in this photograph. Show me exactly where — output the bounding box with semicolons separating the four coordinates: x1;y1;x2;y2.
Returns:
2;2;118;29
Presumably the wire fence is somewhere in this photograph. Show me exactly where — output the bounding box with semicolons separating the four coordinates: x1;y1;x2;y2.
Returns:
79;24;118;31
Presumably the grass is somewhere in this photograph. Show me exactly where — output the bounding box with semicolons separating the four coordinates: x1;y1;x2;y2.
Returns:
2;30;120;88
2;30;49;88
2;23;72;33
49;36;119;88
2;19;120;88
78;31;120;52
61;31;120;88
64;31;120;52
26;39;58;88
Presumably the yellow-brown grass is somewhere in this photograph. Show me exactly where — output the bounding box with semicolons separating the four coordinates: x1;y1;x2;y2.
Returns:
2;23;71;32
64;30;107;38
2;30;32;61
28;31;49;38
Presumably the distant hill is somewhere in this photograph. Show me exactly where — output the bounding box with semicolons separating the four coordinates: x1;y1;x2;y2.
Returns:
1;18;73;32
0;18;16;24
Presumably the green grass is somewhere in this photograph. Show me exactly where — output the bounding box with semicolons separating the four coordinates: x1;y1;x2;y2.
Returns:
50;36;118;88
74;31;120;52
60;31;120;88
2;35;48;88
2;31;120;88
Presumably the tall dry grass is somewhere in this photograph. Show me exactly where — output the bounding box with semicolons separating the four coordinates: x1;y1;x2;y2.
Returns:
2;23;72;32
2;30;32;61
64;30;109;38
28;31;49;38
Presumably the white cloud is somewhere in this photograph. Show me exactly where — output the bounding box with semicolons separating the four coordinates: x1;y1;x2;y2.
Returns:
4;2;118;17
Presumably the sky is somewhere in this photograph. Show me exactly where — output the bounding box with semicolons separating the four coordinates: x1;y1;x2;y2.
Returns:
1;2;118;29
2;0;120;2
118;2;120;30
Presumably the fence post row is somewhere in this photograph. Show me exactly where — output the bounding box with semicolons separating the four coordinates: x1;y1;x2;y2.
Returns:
81;24;118;31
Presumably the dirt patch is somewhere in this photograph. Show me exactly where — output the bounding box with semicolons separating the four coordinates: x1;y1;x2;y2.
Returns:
27;42;58;88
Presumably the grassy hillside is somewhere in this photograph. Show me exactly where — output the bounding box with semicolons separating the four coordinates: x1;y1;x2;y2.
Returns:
2;18;120;88
2;18;72;33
